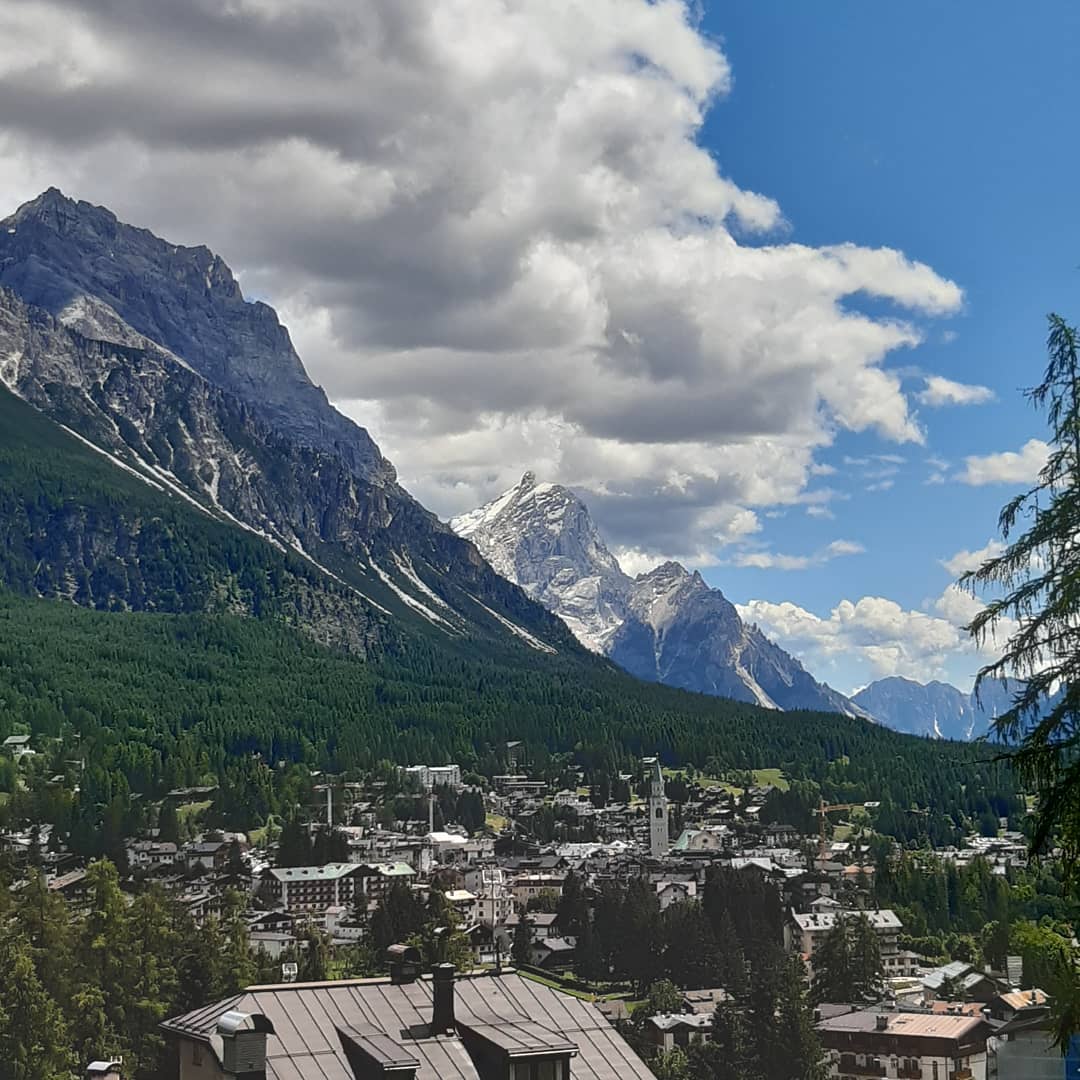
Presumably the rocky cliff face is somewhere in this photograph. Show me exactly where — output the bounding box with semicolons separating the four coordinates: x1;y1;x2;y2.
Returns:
0;188;392;483
0;191;575;655
454;473;870;717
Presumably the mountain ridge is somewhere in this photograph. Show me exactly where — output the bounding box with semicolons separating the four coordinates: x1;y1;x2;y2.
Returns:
852;675;1025;740
0;189;578;656
453;472;870;718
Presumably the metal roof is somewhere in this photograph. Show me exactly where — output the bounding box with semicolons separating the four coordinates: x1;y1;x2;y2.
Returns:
818;1009;988;1040
163;971;653;1080
268;863;359;882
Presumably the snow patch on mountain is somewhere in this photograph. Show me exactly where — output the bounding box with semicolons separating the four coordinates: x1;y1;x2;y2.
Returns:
454;473;868;717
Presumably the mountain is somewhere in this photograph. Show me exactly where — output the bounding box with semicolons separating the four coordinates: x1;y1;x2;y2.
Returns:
0;189;578;655
0;188;1024;864
453;472;869;717
852;676;1027;740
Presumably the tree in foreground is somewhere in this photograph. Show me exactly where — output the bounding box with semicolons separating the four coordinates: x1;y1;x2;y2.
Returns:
964;314;1080;1044
964;315;1080;863
811;914;882;1006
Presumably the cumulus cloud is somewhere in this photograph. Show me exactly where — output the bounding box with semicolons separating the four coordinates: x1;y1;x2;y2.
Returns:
739;568;1019;687
940;540;1005;578
0;0;963;558
917;375;995;407
958;439;1049;486
738;595;963;680
732;538;864;571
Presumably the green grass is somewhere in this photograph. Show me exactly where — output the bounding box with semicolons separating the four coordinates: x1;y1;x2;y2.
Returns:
177;799;212;824
485;812;509;832
752;768;789;791
518;970;594;1000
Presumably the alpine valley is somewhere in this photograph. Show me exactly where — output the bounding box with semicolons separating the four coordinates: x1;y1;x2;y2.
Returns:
0;188;1010;774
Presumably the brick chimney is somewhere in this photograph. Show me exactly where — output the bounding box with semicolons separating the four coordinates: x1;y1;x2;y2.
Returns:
431;963;457;1035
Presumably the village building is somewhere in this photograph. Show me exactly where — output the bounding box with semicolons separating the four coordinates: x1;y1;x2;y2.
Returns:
161;959;653;1079
817;1009;993;1080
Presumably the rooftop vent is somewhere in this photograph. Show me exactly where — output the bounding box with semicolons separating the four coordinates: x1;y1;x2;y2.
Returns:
387;944;423;985
86;1062;122;1080
217;1011;274;1078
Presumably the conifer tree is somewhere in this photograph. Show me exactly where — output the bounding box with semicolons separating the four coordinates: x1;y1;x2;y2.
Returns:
0;934;75;1080
965;315;1080;864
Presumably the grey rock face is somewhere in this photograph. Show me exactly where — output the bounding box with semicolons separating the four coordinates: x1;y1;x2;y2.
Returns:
0;192;574;654
0;188;393;483
454;473;870;717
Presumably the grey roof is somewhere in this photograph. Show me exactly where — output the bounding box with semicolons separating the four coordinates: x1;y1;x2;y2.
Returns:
162;972;653;1080
268;863;360;883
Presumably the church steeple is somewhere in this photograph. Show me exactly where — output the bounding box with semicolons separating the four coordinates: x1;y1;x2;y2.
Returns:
644;755;668;857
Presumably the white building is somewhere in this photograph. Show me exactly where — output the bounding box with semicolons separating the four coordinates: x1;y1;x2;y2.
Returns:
399;764;463;791
790;907;903;964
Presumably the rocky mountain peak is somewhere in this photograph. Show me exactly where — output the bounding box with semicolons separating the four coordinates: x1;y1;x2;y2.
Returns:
454;473;868;718
0;189;394;484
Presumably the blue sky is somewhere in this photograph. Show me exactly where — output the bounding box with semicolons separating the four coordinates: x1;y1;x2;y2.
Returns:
691;2;1078;691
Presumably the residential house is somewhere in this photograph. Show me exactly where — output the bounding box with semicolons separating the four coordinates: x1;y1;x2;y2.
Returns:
789;908;902;967
161;962;655;1079
356;861;417;902
184;840;229;873
991;997;1069;1080
128;839;179;870
646;1013;713;1053
511;872;566;905
817;1009;993;1080
2;734;34;758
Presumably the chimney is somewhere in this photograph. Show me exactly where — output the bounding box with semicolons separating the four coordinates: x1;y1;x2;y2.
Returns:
388;943;423;985
875;1014;889;1031
217;1011;274;1079
431;963;456;1035
86;1062;123;1080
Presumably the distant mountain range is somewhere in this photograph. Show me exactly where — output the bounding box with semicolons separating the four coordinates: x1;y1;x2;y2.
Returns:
851;676;1024;740
453;472;871;718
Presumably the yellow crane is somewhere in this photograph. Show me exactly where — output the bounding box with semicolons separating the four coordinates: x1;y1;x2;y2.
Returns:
813;799;862;860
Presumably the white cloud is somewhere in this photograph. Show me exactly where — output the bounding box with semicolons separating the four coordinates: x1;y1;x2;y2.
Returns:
940;539;1005;578
0;0;963;557
739;593;970;681
958;439;1049;486
732;538;863;571
917;375;995;407
805;505;834;519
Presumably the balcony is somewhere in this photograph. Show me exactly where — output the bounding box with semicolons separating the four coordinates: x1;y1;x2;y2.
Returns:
897;1069;922;1080
837;1057;886;1077
950;1071;973;1080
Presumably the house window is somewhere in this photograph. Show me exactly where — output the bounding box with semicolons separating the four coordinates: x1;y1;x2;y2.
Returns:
932;1064;938;1080
655;807;663;818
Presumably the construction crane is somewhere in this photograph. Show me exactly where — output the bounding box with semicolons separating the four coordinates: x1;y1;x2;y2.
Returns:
813;799;862;860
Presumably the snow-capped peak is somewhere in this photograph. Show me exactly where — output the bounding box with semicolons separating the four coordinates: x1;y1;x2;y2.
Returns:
453;474;869;719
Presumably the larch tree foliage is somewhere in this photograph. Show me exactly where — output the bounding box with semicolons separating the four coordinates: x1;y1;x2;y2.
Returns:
964;315;1080;864
964;315;1080;1045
